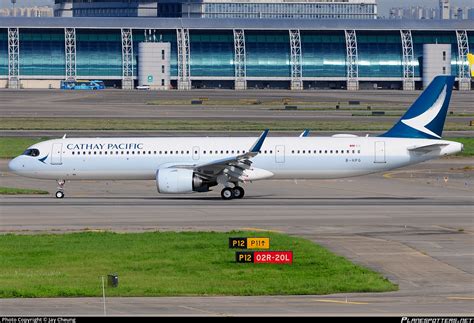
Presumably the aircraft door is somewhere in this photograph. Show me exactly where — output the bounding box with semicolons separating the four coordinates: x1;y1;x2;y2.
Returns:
374;141;386;163
275;145;285;163
51;143;63;165
192;146;200;160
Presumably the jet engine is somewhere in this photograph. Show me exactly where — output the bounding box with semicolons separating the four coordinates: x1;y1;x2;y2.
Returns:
156;168;209;194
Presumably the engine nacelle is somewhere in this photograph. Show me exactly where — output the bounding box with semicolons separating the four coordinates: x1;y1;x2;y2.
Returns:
156;168;207;194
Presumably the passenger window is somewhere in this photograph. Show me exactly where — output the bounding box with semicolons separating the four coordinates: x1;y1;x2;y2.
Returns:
72;151;75;155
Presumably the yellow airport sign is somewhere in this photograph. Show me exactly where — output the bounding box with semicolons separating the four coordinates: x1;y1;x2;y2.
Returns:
229;237;270;249
247;238;270;249
468;53;474;78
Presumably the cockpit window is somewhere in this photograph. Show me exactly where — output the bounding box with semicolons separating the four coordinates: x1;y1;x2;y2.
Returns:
23;149;40;157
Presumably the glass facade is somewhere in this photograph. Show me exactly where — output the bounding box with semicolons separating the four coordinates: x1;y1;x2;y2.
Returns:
202;3;377;19
357;31;403;78
19;29;65;76
412;31;458;77
0;29;7;76
0;27;471;82
189;31;234;77
246;31;290;77
76;29;122;77
301;31;346;77
74;8;138;17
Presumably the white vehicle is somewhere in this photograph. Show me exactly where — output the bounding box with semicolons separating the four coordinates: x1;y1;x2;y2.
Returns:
9;76;462;200
136;85;150;90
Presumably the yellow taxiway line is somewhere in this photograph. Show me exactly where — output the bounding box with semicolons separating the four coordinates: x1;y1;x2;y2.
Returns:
313;299;369;305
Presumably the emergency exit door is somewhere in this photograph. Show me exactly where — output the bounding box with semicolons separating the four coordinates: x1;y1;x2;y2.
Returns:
275;145;285;163
374;141;386;163
51;143;63;165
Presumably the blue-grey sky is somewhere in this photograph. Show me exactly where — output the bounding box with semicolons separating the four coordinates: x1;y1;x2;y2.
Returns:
1;0;473;17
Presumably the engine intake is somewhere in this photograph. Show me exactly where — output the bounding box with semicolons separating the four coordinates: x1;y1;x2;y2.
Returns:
156;168;208;194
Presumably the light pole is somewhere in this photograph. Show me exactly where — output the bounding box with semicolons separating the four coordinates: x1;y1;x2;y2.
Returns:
11;0;17;16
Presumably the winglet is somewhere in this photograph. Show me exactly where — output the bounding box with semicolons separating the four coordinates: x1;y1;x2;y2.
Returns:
62;134;67;139
299;129;310;137
249;129;269;154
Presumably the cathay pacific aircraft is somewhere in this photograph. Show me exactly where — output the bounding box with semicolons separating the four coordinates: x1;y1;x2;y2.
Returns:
8;76;462;200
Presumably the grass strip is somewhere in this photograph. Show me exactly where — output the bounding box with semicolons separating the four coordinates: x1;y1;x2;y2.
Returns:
0;187;49;195
0;118;471;132
0;231;397;298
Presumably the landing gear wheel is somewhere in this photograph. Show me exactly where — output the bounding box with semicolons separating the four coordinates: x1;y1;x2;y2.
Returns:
55;191;64;199
221;188;234;200
232;186;245;199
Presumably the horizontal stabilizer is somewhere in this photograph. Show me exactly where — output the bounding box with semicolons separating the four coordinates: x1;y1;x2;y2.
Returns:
407;143;448;152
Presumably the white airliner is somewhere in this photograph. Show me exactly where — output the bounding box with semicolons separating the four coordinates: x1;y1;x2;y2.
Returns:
8;76;462;200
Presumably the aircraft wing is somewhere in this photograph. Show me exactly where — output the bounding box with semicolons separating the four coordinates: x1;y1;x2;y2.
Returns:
166;130;270;181
299;129;310;137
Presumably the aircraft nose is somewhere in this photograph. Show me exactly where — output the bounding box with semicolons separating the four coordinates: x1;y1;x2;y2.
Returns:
8;157;22;173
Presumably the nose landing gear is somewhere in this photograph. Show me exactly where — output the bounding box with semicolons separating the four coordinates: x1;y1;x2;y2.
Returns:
55;179;65;198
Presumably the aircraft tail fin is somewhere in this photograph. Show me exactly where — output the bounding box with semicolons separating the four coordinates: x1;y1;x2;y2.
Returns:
380;75;454;139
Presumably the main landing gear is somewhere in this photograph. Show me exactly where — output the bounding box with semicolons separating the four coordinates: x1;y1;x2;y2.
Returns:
55;179;65;199
220;186;245;200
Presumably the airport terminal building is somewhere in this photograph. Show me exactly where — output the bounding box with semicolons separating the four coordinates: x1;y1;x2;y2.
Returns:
0;17;472;91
